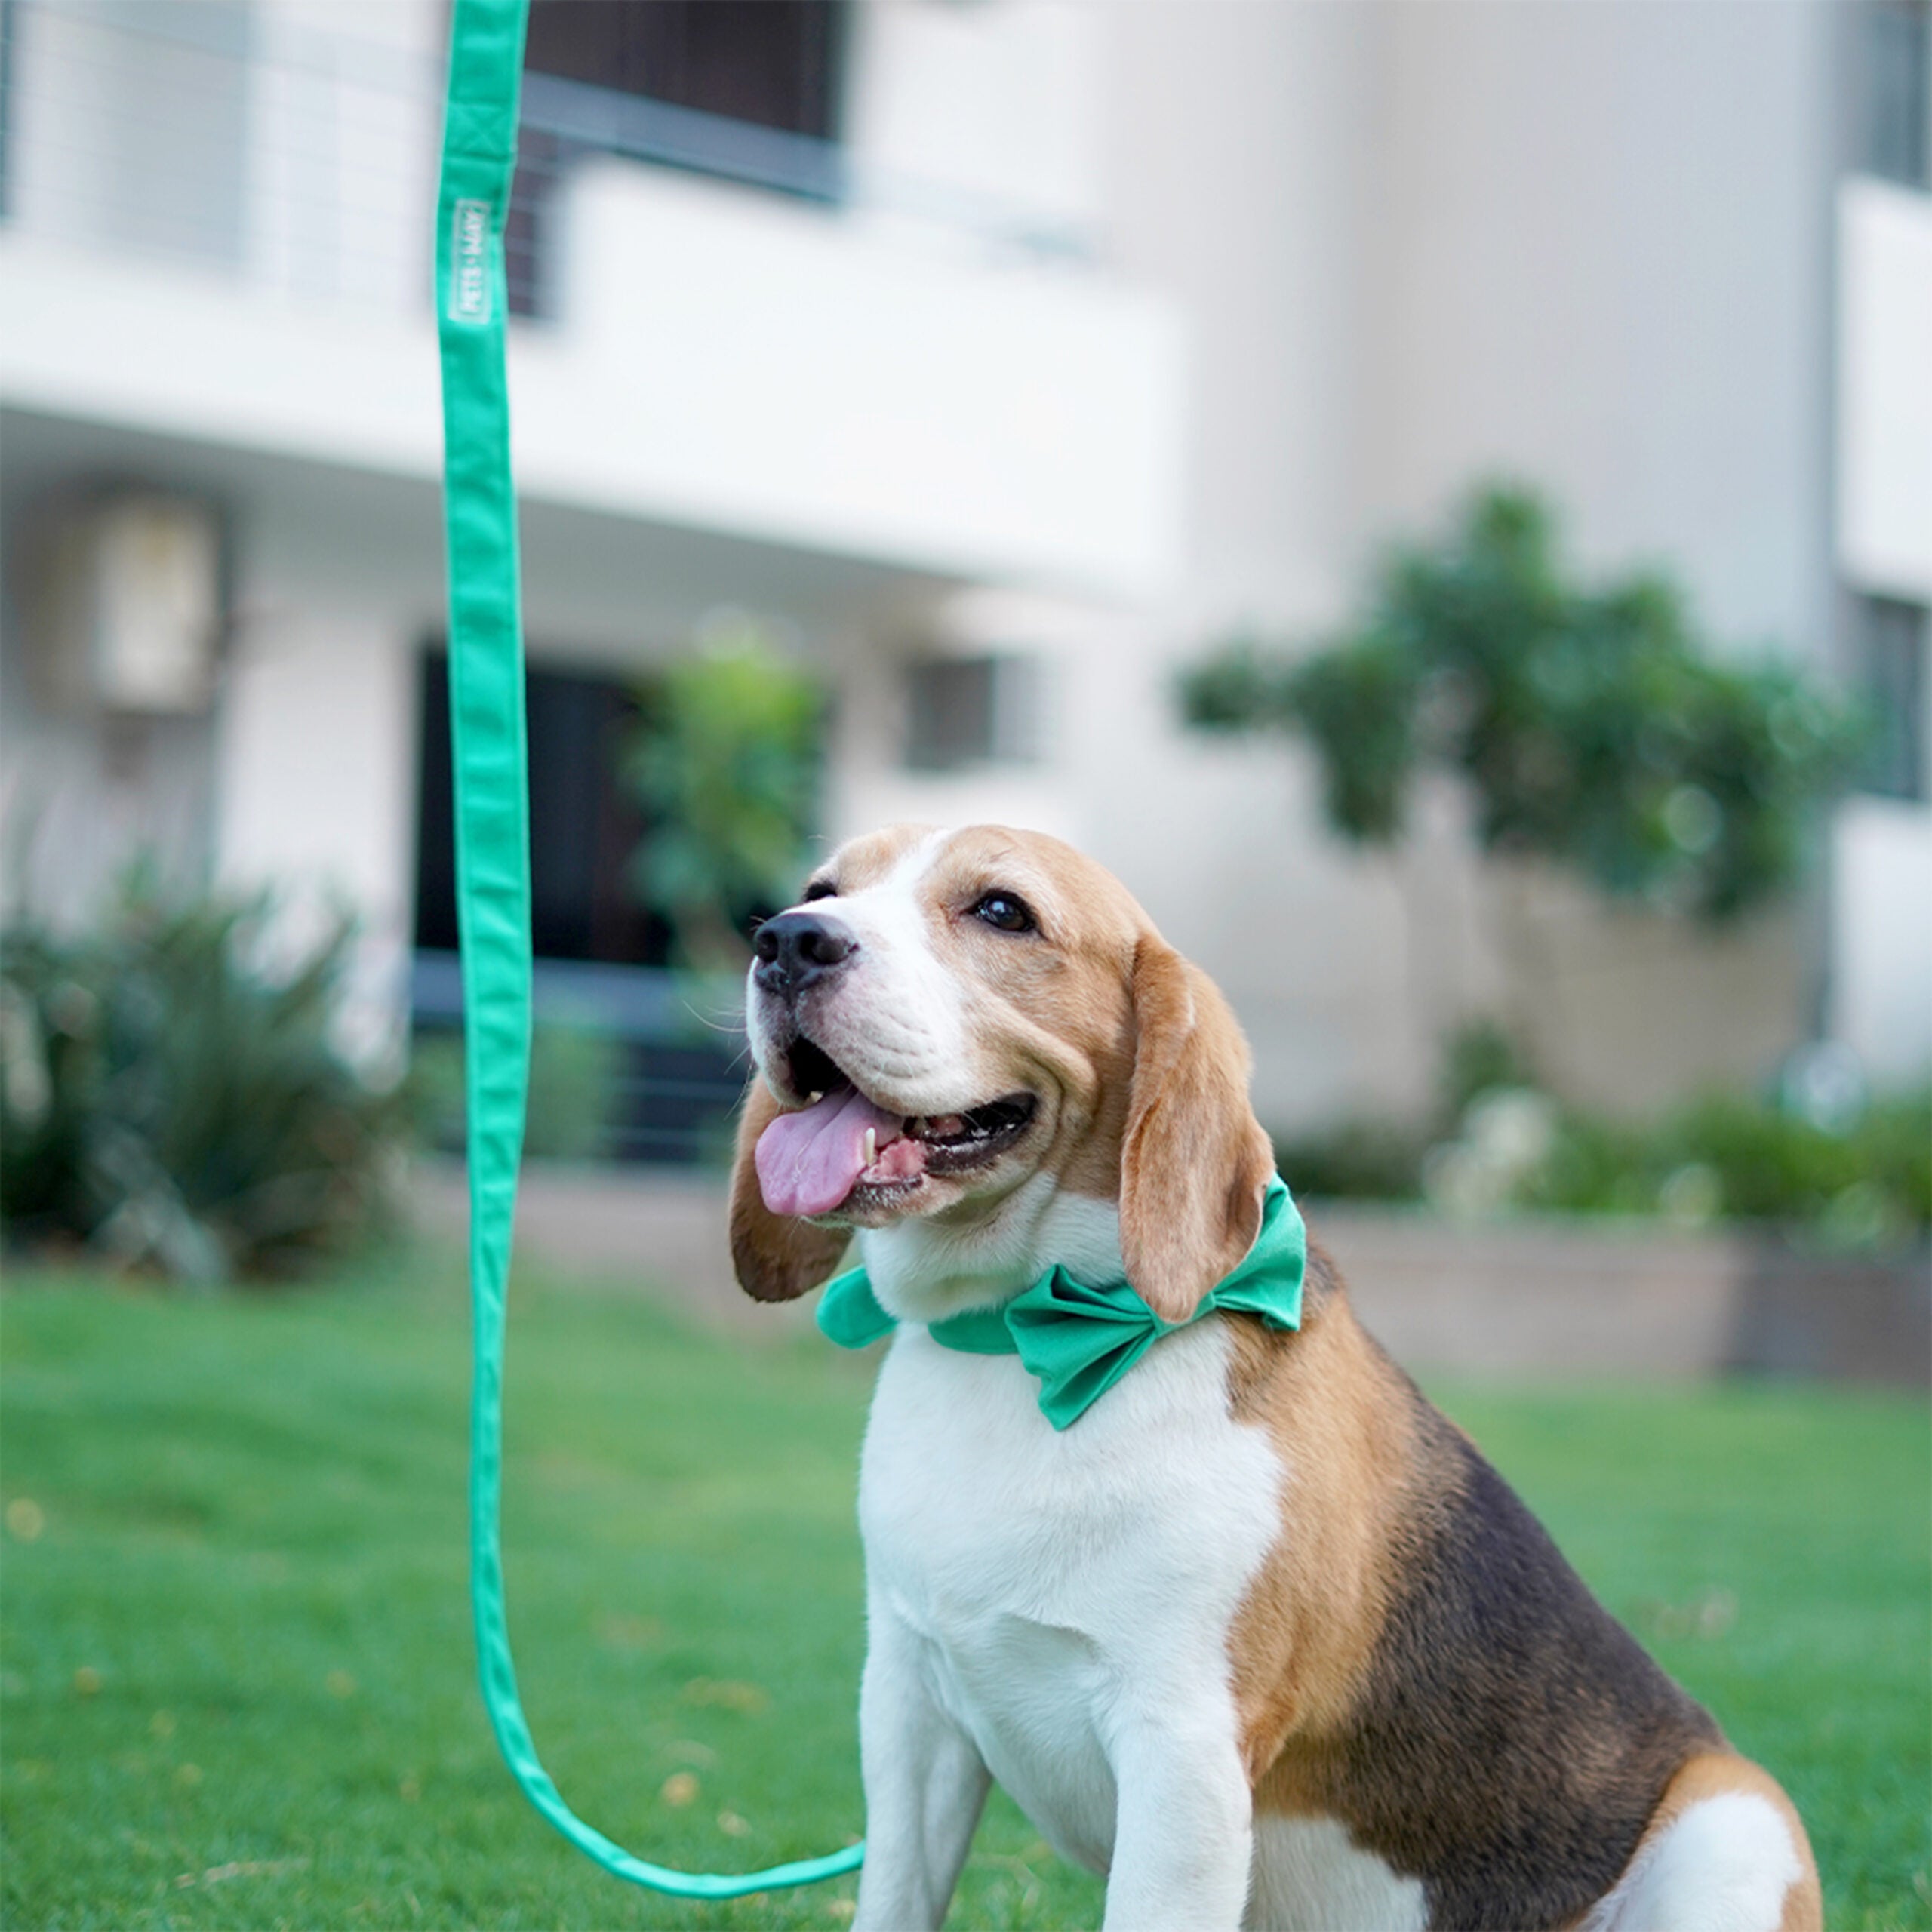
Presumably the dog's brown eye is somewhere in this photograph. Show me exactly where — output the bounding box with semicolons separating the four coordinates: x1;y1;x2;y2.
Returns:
971;891;1036;934
801;878;838;903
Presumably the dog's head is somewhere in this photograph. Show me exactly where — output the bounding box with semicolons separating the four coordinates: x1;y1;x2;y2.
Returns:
730;825;1273;1323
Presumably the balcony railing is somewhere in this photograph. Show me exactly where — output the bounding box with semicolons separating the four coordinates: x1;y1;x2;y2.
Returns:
411;951;749;1166
0;0;1094;323
1;0;434;311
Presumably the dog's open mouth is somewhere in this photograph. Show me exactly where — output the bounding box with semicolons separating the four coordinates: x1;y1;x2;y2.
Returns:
755;1036;1037;1218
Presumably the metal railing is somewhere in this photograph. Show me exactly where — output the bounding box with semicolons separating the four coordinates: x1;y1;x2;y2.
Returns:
1;0;435;310
0;0;1096;322
411;950;749;1166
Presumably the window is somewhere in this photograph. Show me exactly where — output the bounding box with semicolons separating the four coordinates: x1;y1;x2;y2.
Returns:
1855;595;1929;801
509;0;848;315
524;0;844;140
904;656;1043;773
1858;0;1930;189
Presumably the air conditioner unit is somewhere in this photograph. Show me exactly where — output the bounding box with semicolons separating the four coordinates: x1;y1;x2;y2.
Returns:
25;492;225;715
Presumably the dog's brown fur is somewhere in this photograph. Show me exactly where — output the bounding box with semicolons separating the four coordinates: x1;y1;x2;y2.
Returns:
733;824;1822;1929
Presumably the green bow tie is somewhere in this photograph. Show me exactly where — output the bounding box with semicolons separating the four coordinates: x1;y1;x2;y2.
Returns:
817;1176;1305;1429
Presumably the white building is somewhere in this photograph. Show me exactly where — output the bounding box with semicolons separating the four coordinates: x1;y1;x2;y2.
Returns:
2;0;1927;1147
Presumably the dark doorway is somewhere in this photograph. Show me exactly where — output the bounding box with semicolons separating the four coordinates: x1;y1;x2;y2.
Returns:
414;650;669;964
412;648;747;1166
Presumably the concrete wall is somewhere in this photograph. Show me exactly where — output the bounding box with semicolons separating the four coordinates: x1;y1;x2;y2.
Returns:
1359;0;1840;657
846;0;1104;247
0;669;220;928
1070;0;1855;1128
1083;1;1435;1133
212;587;420;1070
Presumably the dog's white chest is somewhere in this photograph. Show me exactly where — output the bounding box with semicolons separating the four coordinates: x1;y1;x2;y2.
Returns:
857;1318;1283;1872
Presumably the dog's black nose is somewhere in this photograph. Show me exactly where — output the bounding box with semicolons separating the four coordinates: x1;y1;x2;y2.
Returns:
752;911;858;998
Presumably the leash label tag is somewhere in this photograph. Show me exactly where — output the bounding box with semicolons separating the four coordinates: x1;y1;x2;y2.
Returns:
448;198;494;326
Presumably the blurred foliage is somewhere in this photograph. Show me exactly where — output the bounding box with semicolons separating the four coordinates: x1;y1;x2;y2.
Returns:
620;621;826;970
408;1020;620;1162
1276;1020;1541;1209
1180;487;1869;920
1437;1015;1539;1124
1271;1118;1428;1204
1515;1087;1932;1247
1276;1024;1930;1252
0;872;403;1282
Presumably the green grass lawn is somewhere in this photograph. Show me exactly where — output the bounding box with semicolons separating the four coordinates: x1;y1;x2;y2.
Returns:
2;1251;1927;1930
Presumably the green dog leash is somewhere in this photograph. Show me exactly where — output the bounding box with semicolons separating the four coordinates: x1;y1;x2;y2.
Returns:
434;0;863;1897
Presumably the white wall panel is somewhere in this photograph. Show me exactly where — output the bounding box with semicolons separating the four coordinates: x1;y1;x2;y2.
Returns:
1838;177;1932;601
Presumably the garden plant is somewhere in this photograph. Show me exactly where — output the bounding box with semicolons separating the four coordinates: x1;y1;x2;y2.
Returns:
1180;485;1867;922
0;872;403;1281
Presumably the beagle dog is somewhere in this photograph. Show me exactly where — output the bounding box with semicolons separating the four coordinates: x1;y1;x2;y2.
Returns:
730;824;1820;1932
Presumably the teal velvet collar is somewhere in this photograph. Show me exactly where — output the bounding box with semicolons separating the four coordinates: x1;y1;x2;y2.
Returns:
816;1176;1305;1429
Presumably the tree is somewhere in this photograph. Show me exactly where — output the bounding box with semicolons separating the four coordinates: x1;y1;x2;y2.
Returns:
1180;488;1866;922
620;620;826;971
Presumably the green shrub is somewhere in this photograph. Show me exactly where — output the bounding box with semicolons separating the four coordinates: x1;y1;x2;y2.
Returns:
1271;1119;1426;1203
1437;1017;1539;1126
0;874;403;1282
621;622;826;969
1277;1054;1930;1251
1519;1087;1932;1247
408;1020;620;1162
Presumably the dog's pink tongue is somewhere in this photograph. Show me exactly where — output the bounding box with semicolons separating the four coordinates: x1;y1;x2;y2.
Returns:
755;1086;903;1217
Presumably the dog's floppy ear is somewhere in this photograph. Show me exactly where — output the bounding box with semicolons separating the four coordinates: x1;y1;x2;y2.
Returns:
1120;936;1275;1324
729;1078;851;1301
